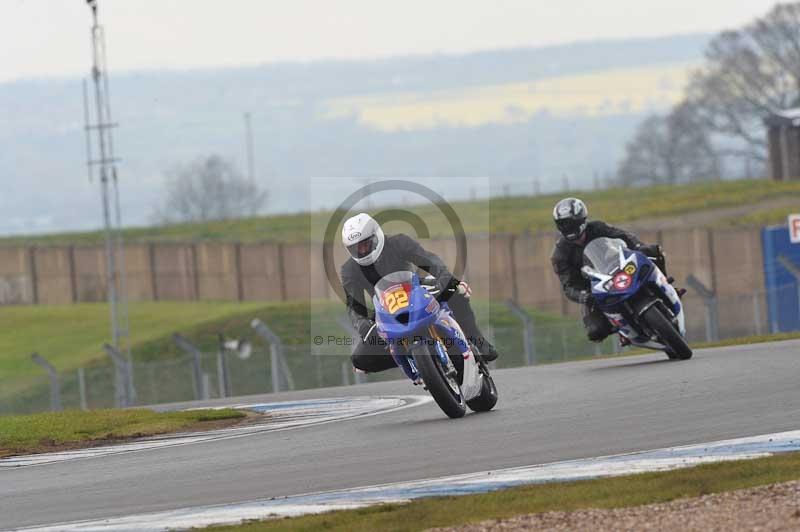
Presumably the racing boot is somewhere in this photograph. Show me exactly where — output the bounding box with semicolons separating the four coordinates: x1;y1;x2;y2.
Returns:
478;339;500;362
619;334;631;347
468;336;499;362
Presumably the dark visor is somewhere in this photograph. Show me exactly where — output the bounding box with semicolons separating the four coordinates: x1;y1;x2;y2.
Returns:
556;218;584;236
556;218;586;240
347;235;378;259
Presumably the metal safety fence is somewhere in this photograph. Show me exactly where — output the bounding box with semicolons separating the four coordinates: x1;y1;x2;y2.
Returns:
1;285;797;416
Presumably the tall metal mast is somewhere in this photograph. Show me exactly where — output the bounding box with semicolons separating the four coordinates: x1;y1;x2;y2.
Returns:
244;112;255;183
83;0;133;401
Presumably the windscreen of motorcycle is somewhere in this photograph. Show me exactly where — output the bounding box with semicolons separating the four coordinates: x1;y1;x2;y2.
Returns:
375;271;414;314
582;237;627;275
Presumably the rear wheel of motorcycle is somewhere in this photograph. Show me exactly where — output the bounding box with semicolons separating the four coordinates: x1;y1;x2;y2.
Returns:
466;369;498;412
642;306;692;360
412;343;467;418
465;343;498;412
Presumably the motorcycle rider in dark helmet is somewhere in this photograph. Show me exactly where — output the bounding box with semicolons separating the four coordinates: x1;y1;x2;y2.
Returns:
550;197;684;343
340;213;500;374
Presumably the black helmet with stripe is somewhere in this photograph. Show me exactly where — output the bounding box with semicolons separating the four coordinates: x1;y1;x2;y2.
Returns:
553;198;588;241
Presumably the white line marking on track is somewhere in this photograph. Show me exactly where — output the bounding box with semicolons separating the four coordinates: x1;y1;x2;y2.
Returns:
15;428;800;532
0;395;432;469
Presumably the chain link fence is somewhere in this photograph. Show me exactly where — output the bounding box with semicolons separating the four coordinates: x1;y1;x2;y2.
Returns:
2;284;797;416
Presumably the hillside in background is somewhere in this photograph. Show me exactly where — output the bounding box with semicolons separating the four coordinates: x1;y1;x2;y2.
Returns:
3;179;798;246
0;34;709;236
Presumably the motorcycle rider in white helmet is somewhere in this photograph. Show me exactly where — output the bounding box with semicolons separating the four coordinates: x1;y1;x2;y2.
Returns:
340;213;499;374
550;197;684;344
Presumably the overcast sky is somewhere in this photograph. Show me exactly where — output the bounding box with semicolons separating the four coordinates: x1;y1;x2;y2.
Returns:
2;0;780;83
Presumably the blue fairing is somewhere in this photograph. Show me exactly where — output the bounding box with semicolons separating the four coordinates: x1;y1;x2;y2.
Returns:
373;273;437;341
593;249;680;316
593;248;650;310
373;272;468;382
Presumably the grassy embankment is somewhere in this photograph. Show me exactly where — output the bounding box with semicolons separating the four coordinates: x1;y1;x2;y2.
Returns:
0;302;265;387
1;180;798;246
0;299;599;413
0;301;304;413
0;408;244;458
5;296;800;413
206;452;800;532
730;205;800;228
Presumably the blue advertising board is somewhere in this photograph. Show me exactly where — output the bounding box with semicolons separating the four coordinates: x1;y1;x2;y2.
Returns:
762;225;800;332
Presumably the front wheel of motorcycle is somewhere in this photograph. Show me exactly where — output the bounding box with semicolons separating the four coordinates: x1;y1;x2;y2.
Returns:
642;305;692;360
412;342;467;418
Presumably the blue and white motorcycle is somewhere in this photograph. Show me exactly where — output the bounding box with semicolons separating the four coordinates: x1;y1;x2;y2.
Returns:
581;237;692;360
373;271;498;418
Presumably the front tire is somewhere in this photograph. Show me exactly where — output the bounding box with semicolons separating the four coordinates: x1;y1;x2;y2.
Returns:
412;342;467;418
642;305;692;360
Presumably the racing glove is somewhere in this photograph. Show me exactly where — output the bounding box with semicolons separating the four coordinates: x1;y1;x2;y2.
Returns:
435;276;464;301
578;290;595;306
636;243;662;258
424;276;471;300
637;243;668;274
456;281;472;299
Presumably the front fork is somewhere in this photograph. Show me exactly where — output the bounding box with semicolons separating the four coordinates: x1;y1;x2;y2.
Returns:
429;325;457;378
389;322;462;383
390;345;419;381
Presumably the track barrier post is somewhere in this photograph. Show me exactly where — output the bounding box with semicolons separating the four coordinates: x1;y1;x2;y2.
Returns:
171;334;208;400
336;315;365;384
103;343;131;407
686;274;719;343
505;299;536;365
77;367;88;411
216;334;231;398
31;353;62;412
251;319;295;393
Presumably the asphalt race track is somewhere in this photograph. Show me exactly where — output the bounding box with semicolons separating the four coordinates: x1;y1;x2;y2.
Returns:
2;340;800;530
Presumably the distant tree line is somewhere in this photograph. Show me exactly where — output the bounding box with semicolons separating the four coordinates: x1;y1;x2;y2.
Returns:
152;155;267;224
617;3;800;185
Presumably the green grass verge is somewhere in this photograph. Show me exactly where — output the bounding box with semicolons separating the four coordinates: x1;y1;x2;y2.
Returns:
0;298;598;414
0;298;586;381
0;408;244;458
3;179;798;245
205;451;800;532
725;205;797;228
0;302;267;382
5;297;796;414
0;301;314;413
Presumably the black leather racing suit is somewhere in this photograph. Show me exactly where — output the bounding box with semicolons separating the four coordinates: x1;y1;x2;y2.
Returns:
551;221;661;342
341;233;486;372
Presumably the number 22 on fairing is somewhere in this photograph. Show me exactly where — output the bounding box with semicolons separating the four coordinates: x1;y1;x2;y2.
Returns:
382;285;410;313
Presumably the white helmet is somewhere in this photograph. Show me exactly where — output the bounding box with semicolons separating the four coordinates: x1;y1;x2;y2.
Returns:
341;213;385;266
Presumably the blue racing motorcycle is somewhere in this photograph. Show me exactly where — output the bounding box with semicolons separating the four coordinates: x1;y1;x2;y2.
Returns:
582;237;692;360
373;271;498;418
